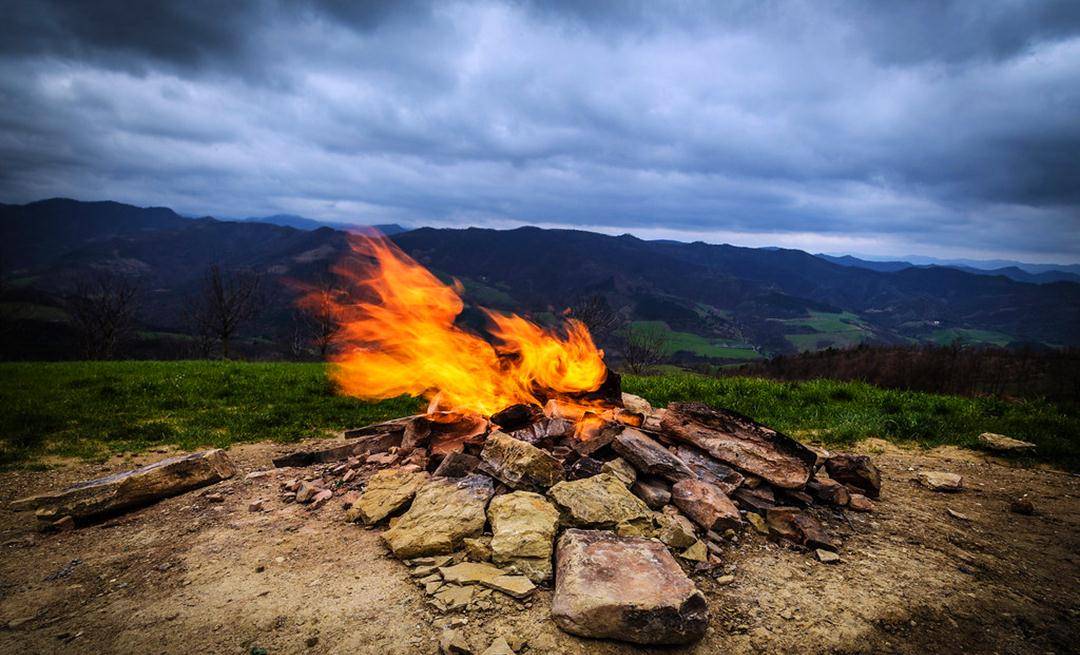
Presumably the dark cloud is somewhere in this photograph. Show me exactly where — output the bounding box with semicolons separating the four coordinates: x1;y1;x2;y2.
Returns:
0;0;1077;261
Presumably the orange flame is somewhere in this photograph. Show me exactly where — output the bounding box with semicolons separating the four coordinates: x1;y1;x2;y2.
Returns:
315;234;607;417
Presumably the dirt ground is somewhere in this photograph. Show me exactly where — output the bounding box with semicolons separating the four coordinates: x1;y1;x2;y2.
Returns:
0;438;1077;655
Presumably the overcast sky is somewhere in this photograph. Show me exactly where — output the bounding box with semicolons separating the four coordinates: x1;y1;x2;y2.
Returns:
1;1;1078;262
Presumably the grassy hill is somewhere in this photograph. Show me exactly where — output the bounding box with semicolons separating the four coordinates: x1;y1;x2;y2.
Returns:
1;361;1075;470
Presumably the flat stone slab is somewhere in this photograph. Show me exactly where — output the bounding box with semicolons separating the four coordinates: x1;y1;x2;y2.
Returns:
612;428;695;482
12;449;236;521
661;402;816;489
917;471;963;492
382;474;494;559
552;529;708;645
671;478;742;531
272;432;401;468
978;432;1036;453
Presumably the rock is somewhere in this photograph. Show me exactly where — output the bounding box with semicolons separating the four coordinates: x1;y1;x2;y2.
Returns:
479;432;564;491
272;432;402;467
383;474;495;559
631;477;671;509
440;628;472;654
566;457;603;480
547;473;652;530
716;574;735;585
733;485;776;512
366;451;399;466
1010;497;1036;515
680;540;709;562
847;493;874;512
600;457;637;486
946;508;970;521
488;491;559;583
807;477;850;507
53;515;75;531
671;479;742;532
917;471;963;493
308;489;333;509
339;490;361;509
463;536;493;562
612;428;695;482
438;562;536;598
204;492;225;503
766;507;839;551
660;403;816;489
507;417;574;445
673;444;744;493
433;452;481;478
978;432;1036;453
621;393;653;414
490;404;544;432
815;548;841;563
652;510;698;549
434;585;475;612
248;499;266;512
245;470;271;480
570;422;621;457
551;529;708;645
824;454;882;499
348;469;430;524
295;481;321;504
779;488;813;506
11;449;237;521
746;511;769;535
341;469;357;483
480;637;515;655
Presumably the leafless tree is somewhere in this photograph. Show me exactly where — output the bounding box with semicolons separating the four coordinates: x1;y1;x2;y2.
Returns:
620;323;670;374
185;265;263;359
569;294;620;341
299;280;343;358
64;271;140;359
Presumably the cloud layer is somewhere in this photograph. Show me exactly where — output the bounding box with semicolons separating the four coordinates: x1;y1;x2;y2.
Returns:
1;0;1078;261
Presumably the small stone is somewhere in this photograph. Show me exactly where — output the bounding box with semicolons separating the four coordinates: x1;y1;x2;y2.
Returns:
463;536;493;562
621;393;653;414
815;549;841;563
440;628;472;654
946;508;970;521
824;453;881;498
484;575;535;599
847;494;874;512
305;635;319;648
246;470;271;480
342;469;357;483
547;473;652;530
746;512;769;535
917;471;963;492
631;477;671;509
348;469;429;524
53;515;75;531
479;431;564;491
488;491;559;583
600;457;637;486
680;540;709;562
1010;497;1035;515
295;481;320;503
716;574;735;585
205;493;225;503
671;479;741;531
480;637;515;655
248;499;265;512
434;585;475;612
977;432;1036;453
308;489;333;509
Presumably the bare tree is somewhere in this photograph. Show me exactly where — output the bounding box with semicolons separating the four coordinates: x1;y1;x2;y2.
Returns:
620;323;670;374
64;271;140;359
569;294;620;341
185;265;263;359
299;280;343;358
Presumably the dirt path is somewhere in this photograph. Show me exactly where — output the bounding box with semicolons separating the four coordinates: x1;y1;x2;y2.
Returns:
0;440;1077;654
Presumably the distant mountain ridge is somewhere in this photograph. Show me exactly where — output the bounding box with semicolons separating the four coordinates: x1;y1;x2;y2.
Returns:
2;198;1077;360
816;252;1080;284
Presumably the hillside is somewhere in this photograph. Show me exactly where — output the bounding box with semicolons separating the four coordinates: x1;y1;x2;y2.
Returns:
2;199;1078;361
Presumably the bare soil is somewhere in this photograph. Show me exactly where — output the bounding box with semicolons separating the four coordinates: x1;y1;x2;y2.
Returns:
0;439;1077;655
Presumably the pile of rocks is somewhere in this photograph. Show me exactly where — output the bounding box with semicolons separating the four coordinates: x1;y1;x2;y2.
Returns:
269;389;883;646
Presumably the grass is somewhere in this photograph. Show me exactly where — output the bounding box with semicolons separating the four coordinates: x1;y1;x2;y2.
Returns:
622;373;1079;471
770;311;875;352
0;361;419;467
0;362;1075;471
929;328;1014;347
628;321;760;360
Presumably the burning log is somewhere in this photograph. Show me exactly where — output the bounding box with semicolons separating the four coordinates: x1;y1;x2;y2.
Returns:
660;402;817;489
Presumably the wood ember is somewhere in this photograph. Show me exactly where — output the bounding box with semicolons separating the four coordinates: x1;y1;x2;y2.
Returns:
660;402;817;489
490;403;544;432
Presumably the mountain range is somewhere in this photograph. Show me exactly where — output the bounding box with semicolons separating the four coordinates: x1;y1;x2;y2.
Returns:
2;198;1077;361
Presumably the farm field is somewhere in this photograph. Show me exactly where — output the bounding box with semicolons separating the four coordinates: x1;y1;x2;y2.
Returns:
1;361;1075;470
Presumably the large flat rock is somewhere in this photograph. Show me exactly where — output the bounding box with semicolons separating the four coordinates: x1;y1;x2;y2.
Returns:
551;529;708;645
661;402;816;489
547;473;651;530
347;469;429;524
13;449;236;521
382;474;494;559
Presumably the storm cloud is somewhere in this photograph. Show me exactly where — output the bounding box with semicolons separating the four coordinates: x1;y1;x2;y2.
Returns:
1;0;1078;261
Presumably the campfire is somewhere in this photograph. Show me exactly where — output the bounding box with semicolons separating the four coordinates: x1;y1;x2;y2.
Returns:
13;235;885;648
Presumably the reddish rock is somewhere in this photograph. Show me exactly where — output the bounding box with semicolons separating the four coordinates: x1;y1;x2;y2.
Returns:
807;477;851;507
612;428;695;482
766;507;839;551
631;477;671;510
674;444;744;493
824;453;882;498
308;489;333;509
433;451;480;478
733;485;776;512
552;529;708;645
671;479;742;531
847;493;874;512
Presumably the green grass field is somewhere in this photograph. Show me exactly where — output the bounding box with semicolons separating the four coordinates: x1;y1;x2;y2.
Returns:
1;361;1076;470
628;321;760;360
770;311;875;351
929;328;1014;347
